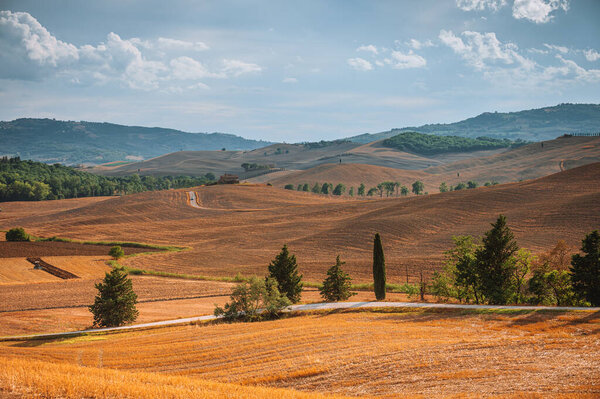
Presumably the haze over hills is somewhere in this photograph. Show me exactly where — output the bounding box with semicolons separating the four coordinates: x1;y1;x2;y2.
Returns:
348;103;600;143
0;118;272;165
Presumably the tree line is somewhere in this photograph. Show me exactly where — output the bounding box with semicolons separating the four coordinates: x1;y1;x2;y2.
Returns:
284;181;427;196
0;157;215;201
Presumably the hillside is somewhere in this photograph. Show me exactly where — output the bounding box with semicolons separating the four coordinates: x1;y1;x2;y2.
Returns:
0;118;272;165
349;103;600;143
3;162;599;285
266;135;600;190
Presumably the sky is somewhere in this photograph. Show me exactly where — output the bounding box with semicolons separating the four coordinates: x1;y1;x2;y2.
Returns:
0;0;599;142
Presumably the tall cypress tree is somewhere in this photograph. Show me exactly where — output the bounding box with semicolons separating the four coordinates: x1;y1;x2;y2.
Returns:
373;233;386;300
268;244;303;303
475;215;519;305
89;267;138;327
570;230;600;306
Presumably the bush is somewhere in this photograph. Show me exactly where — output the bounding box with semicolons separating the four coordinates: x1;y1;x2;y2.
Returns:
6;227;30;242
89;267;138;327
320;255;355;302
214;276;290;321
109;245;125;260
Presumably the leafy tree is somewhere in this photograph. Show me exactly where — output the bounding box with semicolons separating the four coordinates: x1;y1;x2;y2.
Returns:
332;183;346;196
357;183;365;196
439;182;449;193
311;182;321;193
475;215;519;305
348;187;354;197
297;184;303;191
373;233;386;300
375;183;384;197
450;235;483;303
320;183;333;195
570;230;600;306
6;227;30;242
467;181;479;189
267;244;303;303
512;249;533;304
400;185;409;196
89;267;138;327
454;182;467;190
302;183;309;192
412;180;424;195
109;245;125;260
214;276;290;321
529;265;576;306
320;255;356;302
367;187;378;196
284;184;294;190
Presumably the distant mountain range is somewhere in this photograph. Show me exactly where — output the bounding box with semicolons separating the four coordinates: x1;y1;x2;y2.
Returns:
1;103;599;165
347;103;600;143
0;119;272;165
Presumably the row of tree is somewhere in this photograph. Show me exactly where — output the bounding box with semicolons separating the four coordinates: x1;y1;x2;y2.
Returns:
429;216;600;306
0;157;215;201
284;181;427;196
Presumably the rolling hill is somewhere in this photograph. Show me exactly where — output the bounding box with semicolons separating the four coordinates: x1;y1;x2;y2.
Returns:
348;103;600;143
3;162;599;285
0;118;272;165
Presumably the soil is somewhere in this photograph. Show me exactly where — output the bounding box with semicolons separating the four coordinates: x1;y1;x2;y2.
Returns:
0;241;160;258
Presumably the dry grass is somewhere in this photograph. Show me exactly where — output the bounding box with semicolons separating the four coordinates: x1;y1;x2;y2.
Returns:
0;356;351;399
0;258;61;284
1;310;598;397
0;256;110;284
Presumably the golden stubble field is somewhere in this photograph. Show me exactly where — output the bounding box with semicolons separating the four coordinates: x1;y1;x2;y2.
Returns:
1;309;599;398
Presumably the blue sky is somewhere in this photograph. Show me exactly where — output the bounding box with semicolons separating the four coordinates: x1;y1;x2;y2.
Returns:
0;0;599;142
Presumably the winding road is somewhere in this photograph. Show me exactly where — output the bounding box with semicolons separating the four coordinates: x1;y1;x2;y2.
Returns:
2;301;597;341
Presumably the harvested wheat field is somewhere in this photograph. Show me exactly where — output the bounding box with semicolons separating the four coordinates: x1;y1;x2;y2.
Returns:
1;309;598;398
1;163;599;285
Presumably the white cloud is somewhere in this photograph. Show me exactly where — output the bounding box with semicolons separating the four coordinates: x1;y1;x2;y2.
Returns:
406;39;434;50
282;77;298;83
222;59;262;77
156;37;209;51
512;0;569;23
347;57;373;71
456;0;507;11
439;30;532;70
543;43;568;53
584;49;600;62
390;50;427;69
356;44;378;55
0;10;261;90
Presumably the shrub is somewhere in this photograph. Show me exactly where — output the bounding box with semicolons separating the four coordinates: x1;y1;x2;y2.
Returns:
320;255;355;302
89;267;138;327
5;227;30;242
214;276;290;321
109;245;125;260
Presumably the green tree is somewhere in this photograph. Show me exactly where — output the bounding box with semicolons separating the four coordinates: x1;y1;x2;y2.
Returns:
439;182;449;193
320;255;356;302
348;187;354;196
284;184;294;190
267;244;303;303
512;249;533;304
214;276;290;321
570;230;600;306
400;185;409;196
475;215;519;305
467;181;479;189
454;182;467;190
109;245;125;260
311;182;321;193
89;267;138;327
332;183;346;196
302;183;309;192
450;235;483;304
6;227;30;242
412;181;424;195
320;183;333;195
373;233;386;300
357;183;365;196
367;187;378;196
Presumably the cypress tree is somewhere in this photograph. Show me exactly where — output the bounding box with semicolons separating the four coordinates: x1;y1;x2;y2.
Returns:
89;267;138;327
475;215;518;305
570;230;600;306
373;233;386;300
267;244;303;303
320;255;355;302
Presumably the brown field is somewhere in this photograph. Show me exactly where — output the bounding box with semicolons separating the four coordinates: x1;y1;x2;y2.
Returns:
0;256;110;284
265;136;600;190
1;163;598;286
0;240;158;258
1;309;598;397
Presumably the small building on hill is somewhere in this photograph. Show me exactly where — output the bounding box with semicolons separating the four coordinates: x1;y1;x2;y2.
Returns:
218;174;239;184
